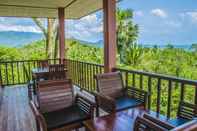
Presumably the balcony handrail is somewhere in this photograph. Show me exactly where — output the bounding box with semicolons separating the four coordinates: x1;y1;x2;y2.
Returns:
64;59;104;67
114;67;197;86
0;58;60;63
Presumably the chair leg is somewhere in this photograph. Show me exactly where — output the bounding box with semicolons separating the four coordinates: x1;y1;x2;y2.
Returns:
96;105;99;117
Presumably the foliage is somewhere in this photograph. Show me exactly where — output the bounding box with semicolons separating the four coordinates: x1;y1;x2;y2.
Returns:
116;9;139;64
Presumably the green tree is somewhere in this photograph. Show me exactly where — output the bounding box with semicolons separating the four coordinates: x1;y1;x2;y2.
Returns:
116;9;139;64
32;18;59;59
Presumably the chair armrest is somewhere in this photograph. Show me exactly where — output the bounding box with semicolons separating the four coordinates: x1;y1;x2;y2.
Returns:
126;87;148;106
171;119;197;131
75;94;95;119
95;92;116;114
143;113;175;130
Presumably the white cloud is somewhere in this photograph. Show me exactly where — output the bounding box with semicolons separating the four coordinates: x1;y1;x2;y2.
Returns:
0;24;41;33
186;11;197;23
165;21;182;28
66;13;103;42
134;11;144;17
151;9;167;18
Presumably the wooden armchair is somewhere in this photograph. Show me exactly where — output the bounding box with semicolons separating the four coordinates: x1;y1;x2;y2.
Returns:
48;64;66;80
168;101;197;127
36;79;95;131
143;113;175;130
171;119;197;131
134;115;169;131
95;72;148;116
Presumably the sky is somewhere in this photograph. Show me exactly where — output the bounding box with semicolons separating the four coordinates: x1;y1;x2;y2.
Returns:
0;0;197;45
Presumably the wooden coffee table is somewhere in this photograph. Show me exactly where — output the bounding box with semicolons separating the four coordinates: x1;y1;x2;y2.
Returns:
83;108;146;131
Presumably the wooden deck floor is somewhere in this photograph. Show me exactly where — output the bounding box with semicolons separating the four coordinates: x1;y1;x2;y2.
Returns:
0;85;90;131
0;85;36;131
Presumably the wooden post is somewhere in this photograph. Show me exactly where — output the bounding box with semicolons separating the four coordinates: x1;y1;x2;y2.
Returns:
58;8;65;63
103;0;116;72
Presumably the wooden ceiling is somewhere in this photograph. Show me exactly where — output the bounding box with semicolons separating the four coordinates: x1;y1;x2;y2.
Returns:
0;0;103;19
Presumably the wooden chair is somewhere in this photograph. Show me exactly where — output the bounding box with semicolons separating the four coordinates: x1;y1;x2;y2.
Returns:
36;79;95;131
30;100;47;131
171;119;197;131
168;101;197;127
143;113;175;130
38;60;49;68
134;115;169;131
48;64;66;80
95;72;148;116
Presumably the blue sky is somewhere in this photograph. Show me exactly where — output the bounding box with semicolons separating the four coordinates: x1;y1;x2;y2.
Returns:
0;0;197;45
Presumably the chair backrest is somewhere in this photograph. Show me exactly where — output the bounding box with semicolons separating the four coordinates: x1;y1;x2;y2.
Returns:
48;64;66;80
177;101;197;120
134;116;168;131
38;60;49;68
29;101;47;131
143;113;175;130
37;79;73;113
95;72;124;98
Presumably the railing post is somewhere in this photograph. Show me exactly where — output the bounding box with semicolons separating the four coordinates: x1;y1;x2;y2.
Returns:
103;0;116;72
195;85;197;105
58;8;65;64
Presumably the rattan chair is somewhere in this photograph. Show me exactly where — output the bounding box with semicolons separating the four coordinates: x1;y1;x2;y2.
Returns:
36;79;94;131
168;101;197;127
95;72;148;116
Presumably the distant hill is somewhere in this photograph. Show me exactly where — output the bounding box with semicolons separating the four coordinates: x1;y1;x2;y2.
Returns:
69;38;103;47
0;31;43;47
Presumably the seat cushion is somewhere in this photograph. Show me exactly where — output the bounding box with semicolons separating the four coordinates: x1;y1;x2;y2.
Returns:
168;117;189;127
115;97;142;111
42;105;90;130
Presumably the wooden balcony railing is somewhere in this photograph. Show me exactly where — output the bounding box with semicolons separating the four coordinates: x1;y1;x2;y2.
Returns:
0;59;196;119
0;59;61;85
113;68;197;118
65;59;104;92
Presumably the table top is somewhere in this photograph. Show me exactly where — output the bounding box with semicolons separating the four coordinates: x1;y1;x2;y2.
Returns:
84;108;146;131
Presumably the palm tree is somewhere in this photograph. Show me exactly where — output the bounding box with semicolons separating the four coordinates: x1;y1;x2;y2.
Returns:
116;9;139;64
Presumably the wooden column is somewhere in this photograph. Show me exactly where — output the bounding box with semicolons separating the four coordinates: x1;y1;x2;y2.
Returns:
103;0;116;72
58;8;65;63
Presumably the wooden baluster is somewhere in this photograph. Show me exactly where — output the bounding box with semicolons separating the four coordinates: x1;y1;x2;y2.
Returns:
195;85;197;105
23;61;26;84
11;62;14;84
156;78;161;114
90;64;93;91
88;64;91;91
148;76;152;110
16;62;20;84
5;63;8;85
0;64;2;85
180;83;185;102
132;73;135;87
140;74;143;89
167;80;172;118
125;72;128;87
